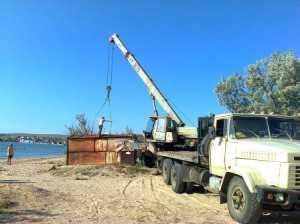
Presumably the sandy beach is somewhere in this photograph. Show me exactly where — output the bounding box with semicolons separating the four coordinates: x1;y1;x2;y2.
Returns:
2;157;300;224
0;157;237;224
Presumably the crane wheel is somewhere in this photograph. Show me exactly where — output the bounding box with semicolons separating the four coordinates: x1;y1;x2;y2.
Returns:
170;163;186;194
162;159;173;185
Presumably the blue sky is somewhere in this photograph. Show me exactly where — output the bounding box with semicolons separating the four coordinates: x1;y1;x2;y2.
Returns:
1;1;299;134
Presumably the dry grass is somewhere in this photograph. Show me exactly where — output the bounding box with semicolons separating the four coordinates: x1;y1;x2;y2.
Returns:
49;165;104;177
48;162;151;178
0;199;10;213
124;164;152;175
0;187;18;216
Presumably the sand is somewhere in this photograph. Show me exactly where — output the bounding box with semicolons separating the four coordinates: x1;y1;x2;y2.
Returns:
1;157;295;224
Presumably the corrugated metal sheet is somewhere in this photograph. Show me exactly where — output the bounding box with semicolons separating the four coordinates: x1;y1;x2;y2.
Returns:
67;135;134;165
68;152;106;165
68;139;95;152
106;152;118;164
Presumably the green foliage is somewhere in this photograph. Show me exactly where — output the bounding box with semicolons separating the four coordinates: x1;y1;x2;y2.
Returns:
215;74;250;113
215;52;300;116
66;113;94;136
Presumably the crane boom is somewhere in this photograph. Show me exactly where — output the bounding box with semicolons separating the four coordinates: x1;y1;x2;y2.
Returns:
109;33;185;127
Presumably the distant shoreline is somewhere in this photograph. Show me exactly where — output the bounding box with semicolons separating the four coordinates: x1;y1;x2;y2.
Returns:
0;141;66;146
0;155;65;161
0;133;67;145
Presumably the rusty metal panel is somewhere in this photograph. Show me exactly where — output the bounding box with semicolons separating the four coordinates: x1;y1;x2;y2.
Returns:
68;139;95;153
95;138;134;152
67;135;135;165
106;152;118;164
95;139;109;151
69;134;133;140
68;152;106;165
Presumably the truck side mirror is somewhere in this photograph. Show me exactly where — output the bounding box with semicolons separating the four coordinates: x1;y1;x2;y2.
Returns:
208;126;216;137
198;116;214;139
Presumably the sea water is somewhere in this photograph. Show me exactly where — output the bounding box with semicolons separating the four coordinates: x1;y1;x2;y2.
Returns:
0;142;66;159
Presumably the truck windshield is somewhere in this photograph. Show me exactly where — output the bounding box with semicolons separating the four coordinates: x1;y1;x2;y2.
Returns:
232;116;300;140
232;117;269;139
145;118;155;134
268;118;300;140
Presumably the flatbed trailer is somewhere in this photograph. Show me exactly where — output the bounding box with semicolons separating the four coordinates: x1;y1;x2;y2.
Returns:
157;151;198;164
157;150;209;168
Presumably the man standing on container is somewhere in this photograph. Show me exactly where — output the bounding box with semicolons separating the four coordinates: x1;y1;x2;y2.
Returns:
98;116;111;136
6;144;14;165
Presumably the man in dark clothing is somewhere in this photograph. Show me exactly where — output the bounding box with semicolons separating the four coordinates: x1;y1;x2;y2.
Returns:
7;144;14;165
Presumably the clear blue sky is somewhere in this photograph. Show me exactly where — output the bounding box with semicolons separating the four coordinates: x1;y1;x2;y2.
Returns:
1;1;299;134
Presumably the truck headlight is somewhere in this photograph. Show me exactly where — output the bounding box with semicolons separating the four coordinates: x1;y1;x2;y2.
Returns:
265;192;286;203
274;193;285;202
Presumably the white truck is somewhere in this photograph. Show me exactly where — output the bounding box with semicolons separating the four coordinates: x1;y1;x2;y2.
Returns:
157;113;300;223
109;33;300;223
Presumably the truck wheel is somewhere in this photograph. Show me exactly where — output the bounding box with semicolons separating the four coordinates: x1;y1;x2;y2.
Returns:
185;182;194;194
156;159;162;172
170;163;186;193
162;159;172;185
227;176;261;224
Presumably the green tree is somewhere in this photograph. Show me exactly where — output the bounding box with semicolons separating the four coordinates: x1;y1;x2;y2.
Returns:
215;52;300;116
66;113;94;136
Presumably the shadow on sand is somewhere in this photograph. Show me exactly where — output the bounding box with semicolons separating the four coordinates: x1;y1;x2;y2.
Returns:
187;186;300;224
0;180;34;184
0;209;57;223
259;212;300;224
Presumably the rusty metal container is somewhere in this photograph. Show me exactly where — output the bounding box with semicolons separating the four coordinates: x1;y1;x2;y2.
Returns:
68;152;106;165
67;135;134;165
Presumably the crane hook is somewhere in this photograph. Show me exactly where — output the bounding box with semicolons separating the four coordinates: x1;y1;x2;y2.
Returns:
106;85;112;100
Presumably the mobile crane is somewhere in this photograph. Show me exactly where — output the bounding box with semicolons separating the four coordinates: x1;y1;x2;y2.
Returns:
109;33;197;151
110;33;300;224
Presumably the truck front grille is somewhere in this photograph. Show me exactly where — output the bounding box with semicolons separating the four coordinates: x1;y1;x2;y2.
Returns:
296;166;300;186
289;165;300;187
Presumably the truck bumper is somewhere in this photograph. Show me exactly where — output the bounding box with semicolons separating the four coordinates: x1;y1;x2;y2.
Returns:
256;186;300;211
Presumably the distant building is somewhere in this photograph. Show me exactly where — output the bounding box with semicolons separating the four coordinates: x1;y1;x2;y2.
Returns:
19;136;34;144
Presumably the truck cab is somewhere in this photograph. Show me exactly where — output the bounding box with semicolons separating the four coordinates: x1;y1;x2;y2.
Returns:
144;116;197;148
207;113;300;222
144;116;177;143
210;113;300;186
158;113;300;223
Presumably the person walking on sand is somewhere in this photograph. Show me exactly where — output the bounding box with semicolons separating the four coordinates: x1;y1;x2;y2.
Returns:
7;144;14;165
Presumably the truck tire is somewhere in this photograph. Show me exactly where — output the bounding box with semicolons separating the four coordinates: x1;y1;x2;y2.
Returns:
156;159;162;172
185;182;194;194
162;159;172;185
170;163;186;193
227;176;261;224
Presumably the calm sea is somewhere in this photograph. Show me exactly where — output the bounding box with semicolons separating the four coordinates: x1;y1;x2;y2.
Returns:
0;142;66;159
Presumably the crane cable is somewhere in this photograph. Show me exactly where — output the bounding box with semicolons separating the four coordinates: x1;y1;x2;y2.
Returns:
106;43;114;133
94;44;115;134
